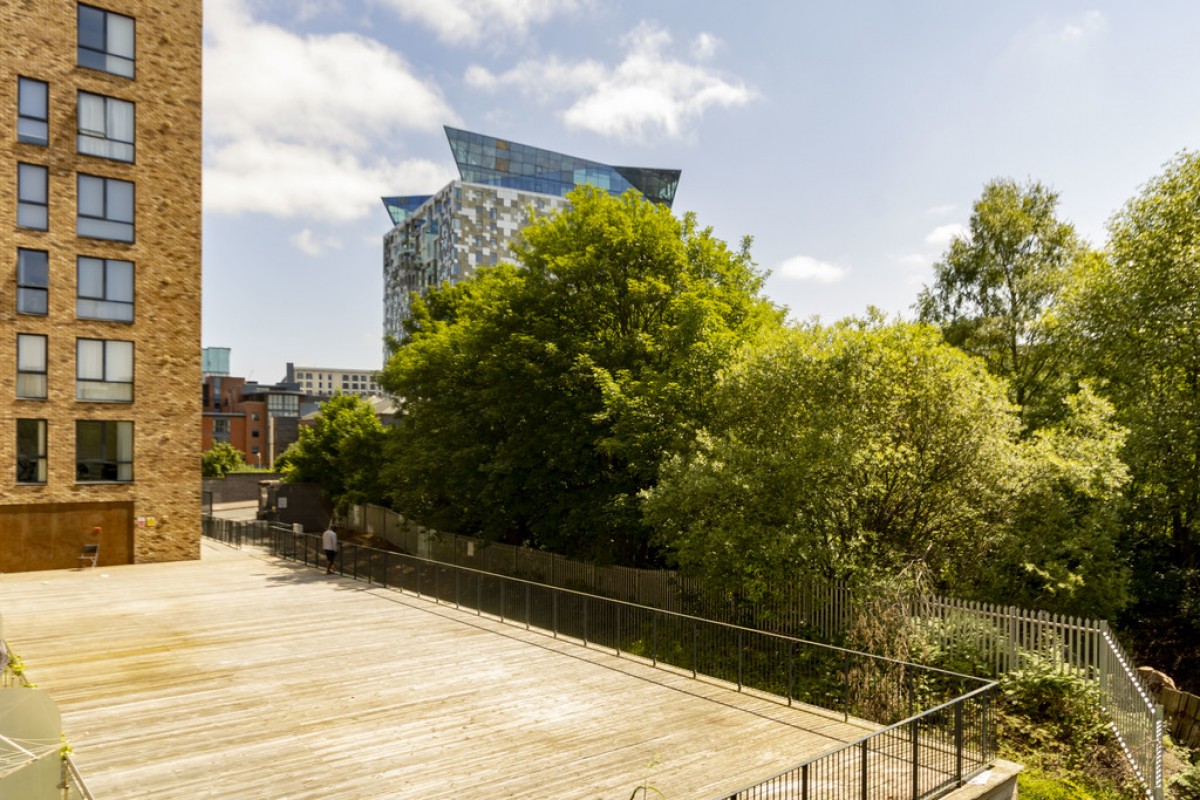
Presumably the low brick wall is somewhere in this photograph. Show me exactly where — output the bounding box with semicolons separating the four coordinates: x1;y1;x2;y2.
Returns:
202;473;279;505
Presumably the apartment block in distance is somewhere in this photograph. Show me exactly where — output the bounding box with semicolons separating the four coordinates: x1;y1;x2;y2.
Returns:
285;362;384;399
381;126;680;343
0;1;203;571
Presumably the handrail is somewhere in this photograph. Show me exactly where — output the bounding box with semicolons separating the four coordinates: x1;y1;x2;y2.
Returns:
204;517;998;800
63;753;96;800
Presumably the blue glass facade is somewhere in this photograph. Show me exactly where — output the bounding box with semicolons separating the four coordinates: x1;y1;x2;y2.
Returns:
382;195;433;226
443;126;680;206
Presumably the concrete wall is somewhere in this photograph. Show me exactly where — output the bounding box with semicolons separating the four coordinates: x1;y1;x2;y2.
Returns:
202;473;280;505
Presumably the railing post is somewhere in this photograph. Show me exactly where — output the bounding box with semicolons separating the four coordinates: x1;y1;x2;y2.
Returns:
583;596;588;646
455;568;461;609
802;762;809;800
844;652;851;721
692;621;698;679
525;584;531;631
911;717;920;800
787;641;794;706
861;738;869;800
737;629;744;691
955;700;964;783
652;613;658;667
553;591;558;638
615;604;621;656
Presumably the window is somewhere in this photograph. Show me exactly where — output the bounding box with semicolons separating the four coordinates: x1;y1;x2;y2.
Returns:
77;338;133;401
17;249;49;315
77;174;133;242
77;4;134;78
76;420;132;482
18;163;48;230
17;334;47;399
77;92;134;162
16;420;48;484
77;256;133;321
250;412;260;422
251;429;260;438
18;78;48;145
212;418;230;442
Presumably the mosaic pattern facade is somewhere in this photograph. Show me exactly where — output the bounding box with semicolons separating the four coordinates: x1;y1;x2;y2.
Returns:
382;127;681;349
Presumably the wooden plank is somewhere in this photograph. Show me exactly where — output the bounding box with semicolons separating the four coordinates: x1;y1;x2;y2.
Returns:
0;542;881;800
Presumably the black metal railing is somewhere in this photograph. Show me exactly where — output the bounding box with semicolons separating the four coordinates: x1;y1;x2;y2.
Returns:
203;517;997;800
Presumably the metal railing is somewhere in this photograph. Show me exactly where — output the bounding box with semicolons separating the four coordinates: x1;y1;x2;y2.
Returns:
205;517;996;800
334;502;1164;800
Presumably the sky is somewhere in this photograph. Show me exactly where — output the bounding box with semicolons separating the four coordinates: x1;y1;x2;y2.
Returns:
201;0;1200;382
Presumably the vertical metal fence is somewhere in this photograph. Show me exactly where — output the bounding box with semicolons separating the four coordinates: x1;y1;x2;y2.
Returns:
203;517;996;800
333;503;1164;800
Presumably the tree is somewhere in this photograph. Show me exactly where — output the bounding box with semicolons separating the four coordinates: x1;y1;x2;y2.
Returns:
644;317;1131;619
276;393;387;514
644;318;1023;597
918;179;1081;425
201;441;247;478
1063;151;1200;686
379;186;781;564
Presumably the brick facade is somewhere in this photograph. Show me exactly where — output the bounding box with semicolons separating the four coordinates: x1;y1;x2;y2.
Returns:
0;0;202;570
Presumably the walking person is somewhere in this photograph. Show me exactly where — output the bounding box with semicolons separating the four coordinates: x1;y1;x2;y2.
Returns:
322;524;338;575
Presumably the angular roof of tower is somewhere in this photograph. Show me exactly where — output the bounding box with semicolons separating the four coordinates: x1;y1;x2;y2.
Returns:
382;126;681;226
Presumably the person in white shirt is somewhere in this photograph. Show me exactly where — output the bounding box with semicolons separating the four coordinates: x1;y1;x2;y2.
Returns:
322;526;338;575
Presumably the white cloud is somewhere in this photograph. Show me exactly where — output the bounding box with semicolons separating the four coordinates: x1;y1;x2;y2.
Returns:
375;0;581;46
924;203;957;217
467;22;754;143
291;228;344;257
204;139;450;221
691;32;720;60
777;255;849;284
1054;10;1107;45
204;0;459;220
924;223;967;247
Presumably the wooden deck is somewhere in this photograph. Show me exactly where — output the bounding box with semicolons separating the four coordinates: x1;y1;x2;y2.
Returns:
0;540;879;800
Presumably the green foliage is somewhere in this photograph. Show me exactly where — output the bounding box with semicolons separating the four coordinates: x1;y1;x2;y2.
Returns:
1063;150;1200;687
973;384;1132;619
1169;749;1200;800
201;441;247;478
277;393;387;515
1018;770;1110;800
380;187;780;564
646;316;1023;598
917;178;1082;425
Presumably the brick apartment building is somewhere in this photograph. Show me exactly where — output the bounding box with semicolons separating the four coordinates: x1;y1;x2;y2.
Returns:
0;1;203;570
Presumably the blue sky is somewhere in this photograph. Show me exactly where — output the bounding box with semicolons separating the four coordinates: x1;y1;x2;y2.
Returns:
202;0;1200;382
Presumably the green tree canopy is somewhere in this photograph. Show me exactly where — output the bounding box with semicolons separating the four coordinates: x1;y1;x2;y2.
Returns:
379;186;781;564
1063;150;1200;680
201;441;247;478
276;393;387;514
918;178;1081;425
644;317;1130;618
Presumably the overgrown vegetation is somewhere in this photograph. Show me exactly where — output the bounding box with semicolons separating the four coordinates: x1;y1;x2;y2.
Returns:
291;158;1200;792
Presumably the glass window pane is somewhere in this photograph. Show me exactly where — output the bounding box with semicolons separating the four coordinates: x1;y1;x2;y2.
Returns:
18;250;49;287
108;341;133;382
18;334;46;371
78;92;105;133
19;78;47;118
108;99;134;143
107;179;133;222
78;6;105;50
109;260;134;300
19;164;47;203
79;175;104;215
77;339;103;379
78;257;104;296
107;14;134;59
